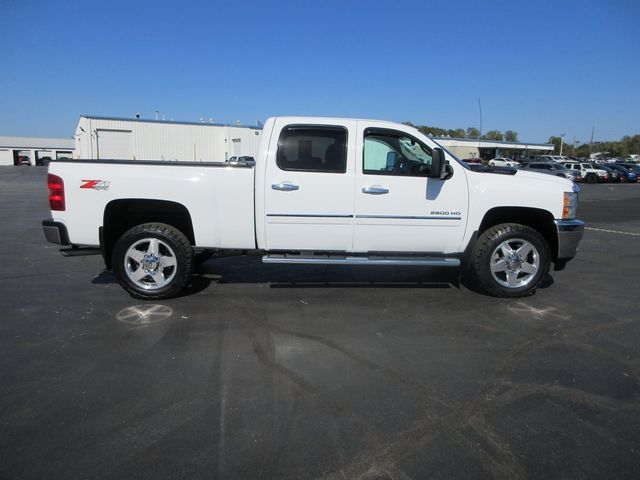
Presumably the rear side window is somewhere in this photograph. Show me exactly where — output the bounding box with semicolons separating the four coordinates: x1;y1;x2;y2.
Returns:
276;126;347;173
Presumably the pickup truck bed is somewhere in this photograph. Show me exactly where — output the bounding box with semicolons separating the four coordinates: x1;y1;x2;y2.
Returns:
46;159;256;250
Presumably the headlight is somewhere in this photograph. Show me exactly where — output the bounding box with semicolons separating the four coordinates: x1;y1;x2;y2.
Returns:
563;191;578;219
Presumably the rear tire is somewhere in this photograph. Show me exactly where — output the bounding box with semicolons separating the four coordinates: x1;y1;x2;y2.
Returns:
469;223;550;297
585;173;597;184
112;223;194;299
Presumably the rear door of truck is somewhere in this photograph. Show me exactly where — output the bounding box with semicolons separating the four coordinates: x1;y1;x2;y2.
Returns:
263;119;356;251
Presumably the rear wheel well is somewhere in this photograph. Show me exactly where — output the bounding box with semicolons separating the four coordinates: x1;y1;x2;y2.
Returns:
102;199;195;269
478;207;558;261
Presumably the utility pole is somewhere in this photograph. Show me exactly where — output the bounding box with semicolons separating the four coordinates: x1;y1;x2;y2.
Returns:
560;133;565;156
589;126;595;156
478;99;483;156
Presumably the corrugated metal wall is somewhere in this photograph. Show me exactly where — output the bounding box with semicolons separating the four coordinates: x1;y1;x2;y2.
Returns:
74;117;262;161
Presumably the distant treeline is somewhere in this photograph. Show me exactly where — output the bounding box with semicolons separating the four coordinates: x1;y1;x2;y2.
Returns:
404;121;639;157
402;121;518;142
548;134;640;157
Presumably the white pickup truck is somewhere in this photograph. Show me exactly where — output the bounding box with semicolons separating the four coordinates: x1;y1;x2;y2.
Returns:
562;161;609;183
43;116;584;299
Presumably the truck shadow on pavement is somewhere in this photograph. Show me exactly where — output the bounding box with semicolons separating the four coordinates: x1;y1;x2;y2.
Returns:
93;255;556;296
200;255;460;290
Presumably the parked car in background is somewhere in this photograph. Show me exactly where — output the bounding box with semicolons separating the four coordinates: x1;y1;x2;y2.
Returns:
563;162;609;183
488;157;519;168
608;164;638;183
593;164;621;183
619;163;640;176
537;155;566;163
521;161;579;181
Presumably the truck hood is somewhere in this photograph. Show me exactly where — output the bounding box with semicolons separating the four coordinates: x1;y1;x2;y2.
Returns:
512;169;574;188
468;166;574;189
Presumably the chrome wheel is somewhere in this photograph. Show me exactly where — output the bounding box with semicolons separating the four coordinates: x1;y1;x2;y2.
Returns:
490;238;540;289
124;238;177;291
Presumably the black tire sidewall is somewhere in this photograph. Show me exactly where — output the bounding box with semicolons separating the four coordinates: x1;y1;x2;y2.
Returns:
112;223;193;299
472;224;550;297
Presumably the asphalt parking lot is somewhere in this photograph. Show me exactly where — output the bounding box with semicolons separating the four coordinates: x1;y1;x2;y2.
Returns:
1;166;640;480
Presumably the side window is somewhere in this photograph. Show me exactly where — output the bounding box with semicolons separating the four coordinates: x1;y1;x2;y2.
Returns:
276;126;347;173
363;129;432;176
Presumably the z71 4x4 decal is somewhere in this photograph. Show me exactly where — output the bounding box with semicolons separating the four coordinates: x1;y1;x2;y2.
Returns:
80;180;110;191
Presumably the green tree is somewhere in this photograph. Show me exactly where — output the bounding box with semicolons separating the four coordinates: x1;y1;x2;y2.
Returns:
417;125;447;137
504;130;518;142
447;128;466;138
466;127;480;139
483;130;504;141
575;144;590;158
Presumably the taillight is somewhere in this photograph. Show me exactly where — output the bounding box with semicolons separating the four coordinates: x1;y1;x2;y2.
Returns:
48;174;65;211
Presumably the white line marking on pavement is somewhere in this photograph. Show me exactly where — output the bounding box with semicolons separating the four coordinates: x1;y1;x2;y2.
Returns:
585;227;640;237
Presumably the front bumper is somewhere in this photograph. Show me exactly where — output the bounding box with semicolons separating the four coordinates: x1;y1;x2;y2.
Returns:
555;219;584;263
42;220;70;246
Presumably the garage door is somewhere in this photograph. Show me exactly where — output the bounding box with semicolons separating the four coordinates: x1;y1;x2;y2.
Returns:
0;149;12;166
96;129;133;160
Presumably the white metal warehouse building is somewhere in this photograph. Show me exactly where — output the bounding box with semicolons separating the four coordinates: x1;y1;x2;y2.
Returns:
74;116;262;162
0;137;74;166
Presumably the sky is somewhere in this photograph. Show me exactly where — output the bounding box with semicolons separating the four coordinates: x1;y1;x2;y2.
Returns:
1;0;639;144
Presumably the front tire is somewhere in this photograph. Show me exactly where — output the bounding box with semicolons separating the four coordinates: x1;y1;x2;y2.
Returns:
585;173;597;184
469;223;550;297
112;223;194;299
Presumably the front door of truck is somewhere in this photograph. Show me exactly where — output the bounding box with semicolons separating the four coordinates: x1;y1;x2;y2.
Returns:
263;119;356;251
353;124;469;253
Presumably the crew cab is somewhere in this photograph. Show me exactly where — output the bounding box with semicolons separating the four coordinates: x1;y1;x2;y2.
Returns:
43;116;584;299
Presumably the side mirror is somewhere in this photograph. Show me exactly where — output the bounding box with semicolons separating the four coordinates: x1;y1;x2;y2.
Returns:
430;148;447;179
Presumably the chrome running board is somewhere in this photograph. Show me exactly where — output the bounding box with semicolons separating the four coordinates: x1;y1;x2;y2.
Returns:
262;254;460;267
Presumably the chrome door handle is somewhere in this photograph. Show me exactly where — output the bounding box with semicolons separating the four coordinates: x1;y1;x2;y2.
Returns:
272;182;299;191
362;186;389;195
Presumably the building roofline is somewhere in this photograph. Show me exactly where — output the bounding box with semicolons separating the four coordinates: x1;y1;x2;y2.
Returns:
433;136;553;148
79;115;263;130
0;136;75;149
